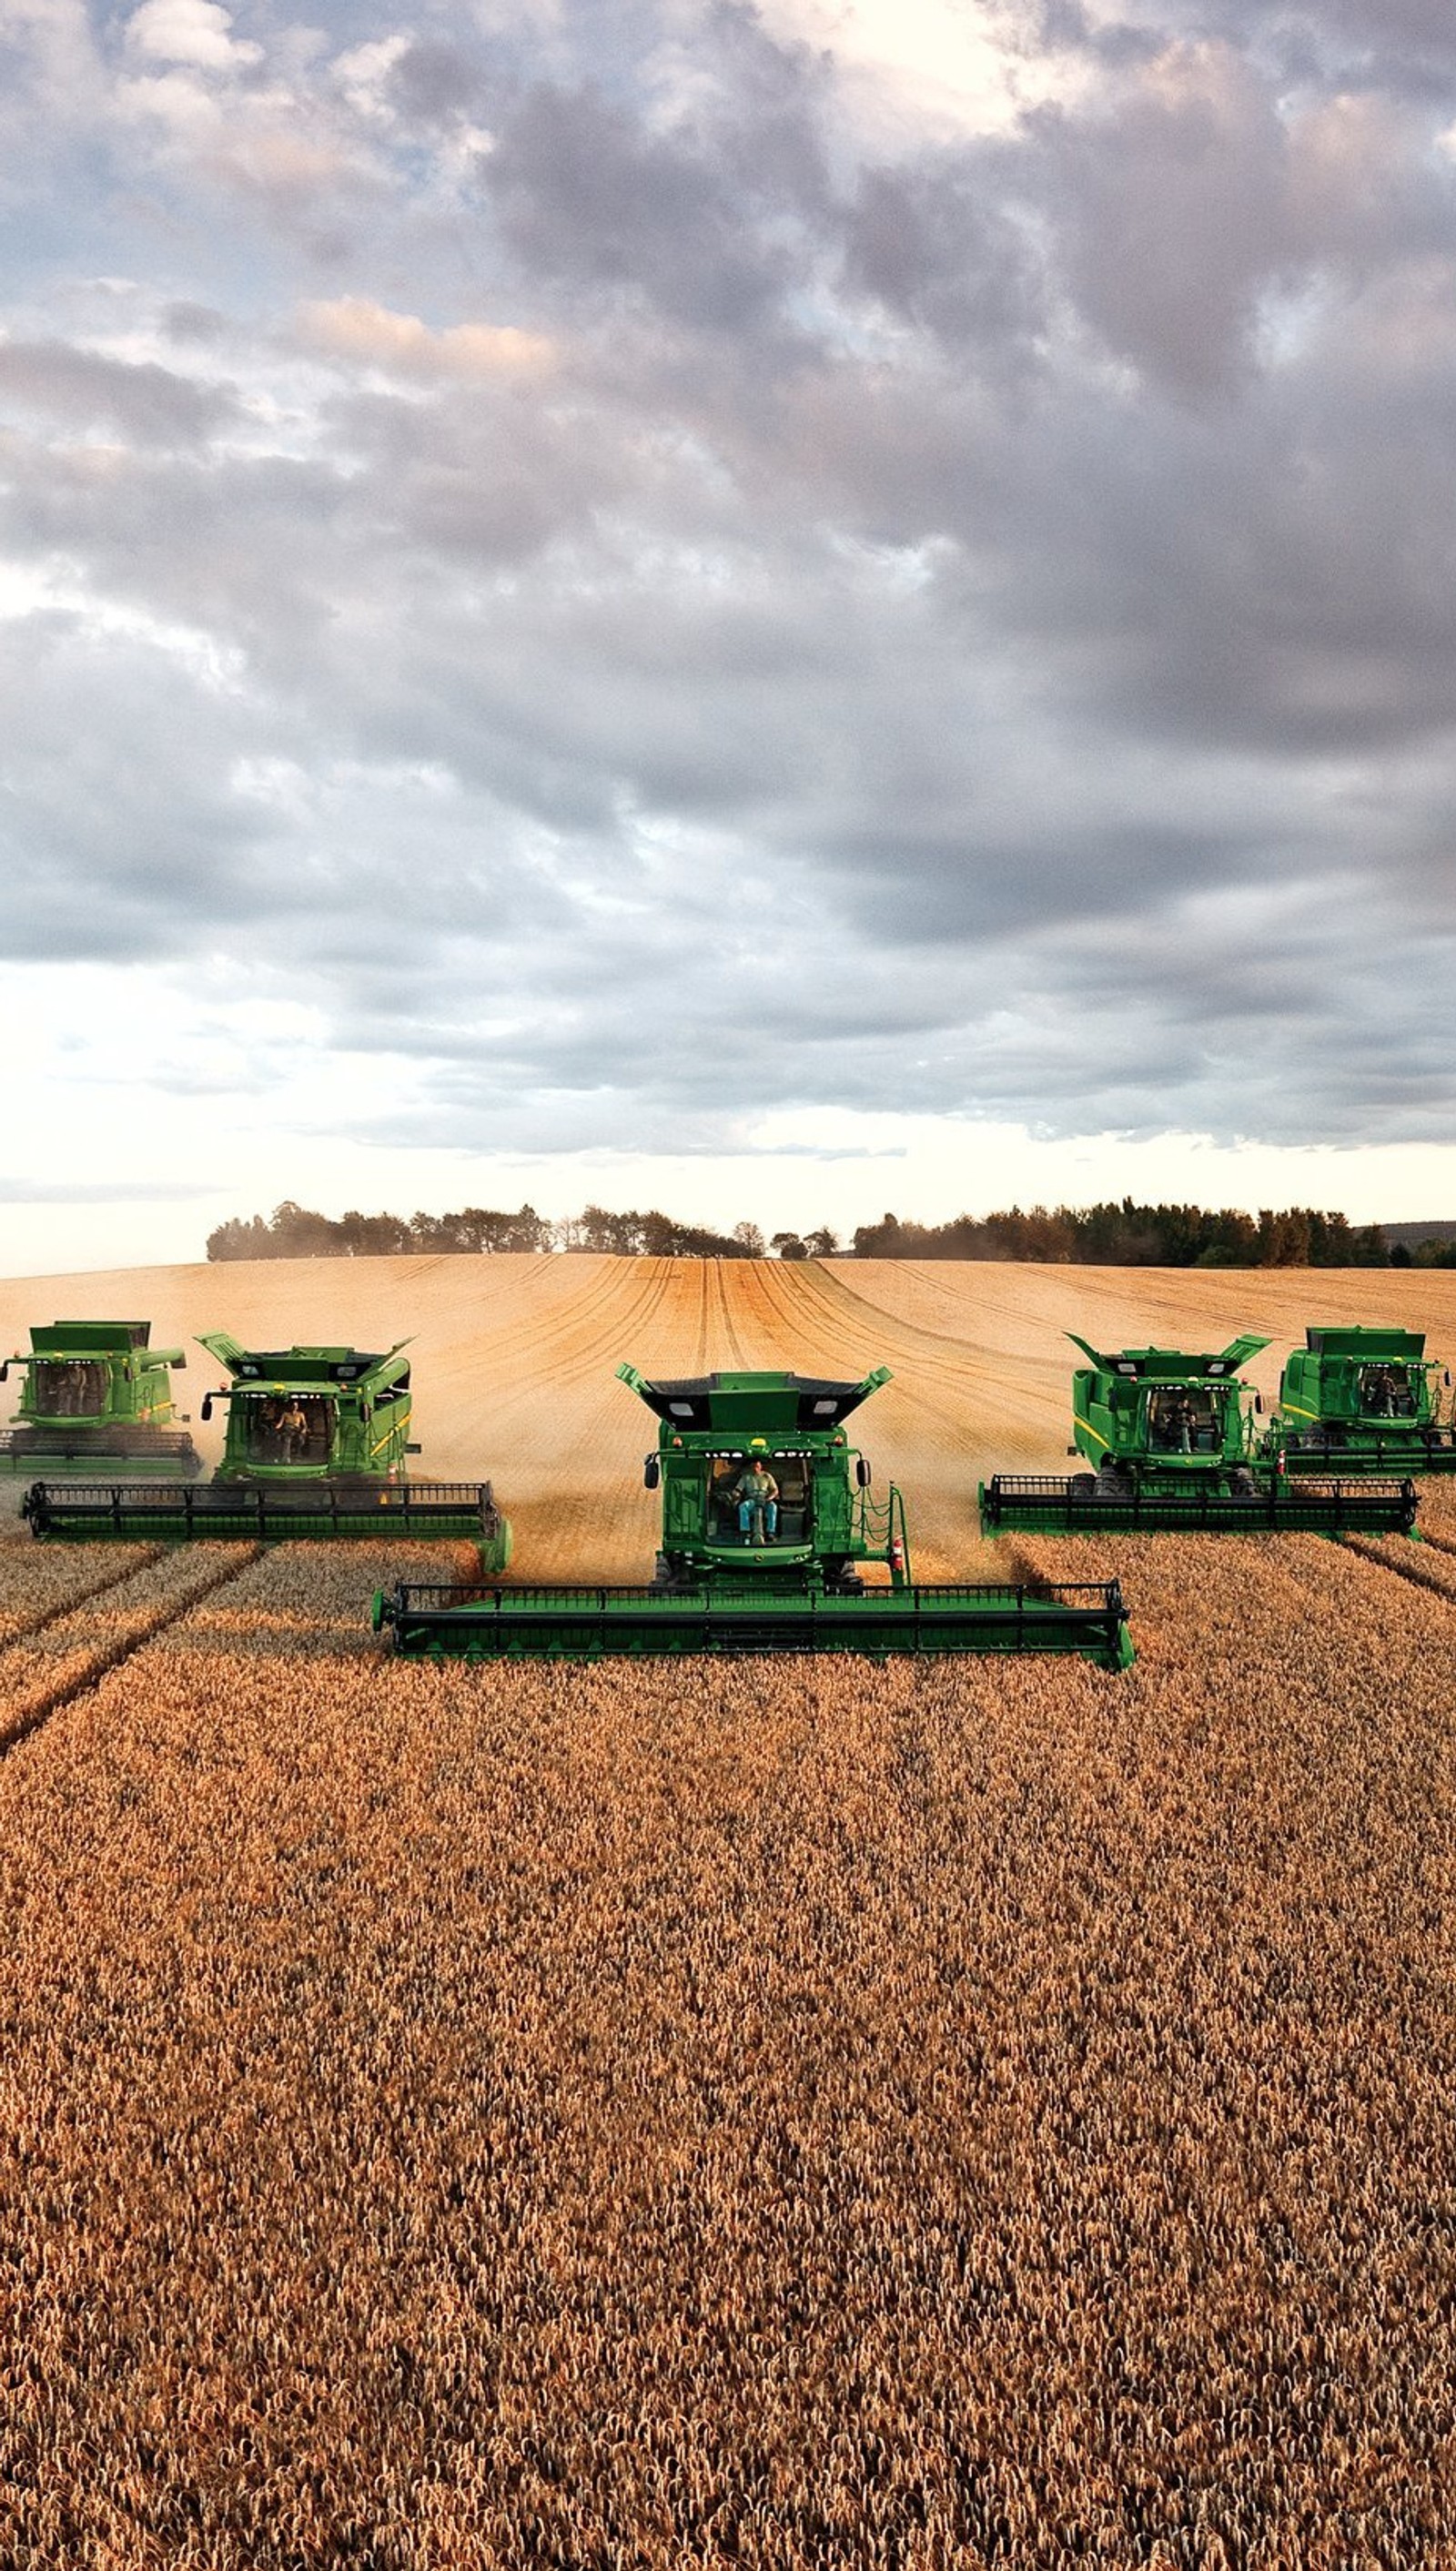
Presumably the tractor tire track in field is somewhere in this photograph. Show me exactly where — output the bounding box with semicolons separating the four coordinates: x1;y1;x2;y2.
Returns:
786;1262;999;1439
707;1258;748;1368
491;1261;683;1395
800;1258;995;1365
706;1261;998;1577
482;1264;708;1582
743;1260;992;1496
0;1541;164;1651
0;1545;264;1753
403;1259;692;1490
1341;1533;1456;1612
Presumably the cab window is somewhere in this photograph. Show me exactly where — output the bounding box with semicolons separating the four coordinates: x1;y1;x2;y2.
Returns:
1147;1388;1220;1454
239;1392;334;1465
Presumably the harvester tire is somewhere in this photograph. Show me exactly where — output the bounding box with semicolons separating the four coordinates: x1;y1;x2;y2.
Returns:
1069;1474;1097;1500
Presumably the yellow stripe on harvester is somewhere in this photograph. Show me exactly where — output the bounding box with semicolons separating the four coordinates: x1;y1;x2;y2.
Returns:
1073;1416;1110;1449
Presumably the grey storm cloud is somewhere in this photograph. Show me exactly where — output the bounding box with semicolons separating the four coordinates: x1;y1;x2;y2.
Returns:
481;17;832;334
0;0;1454;1158
0;341;240;444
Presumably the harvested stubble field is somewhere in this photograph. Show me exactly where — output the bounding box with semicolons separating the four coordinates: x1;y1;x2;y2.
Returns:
2;1259;1456;2563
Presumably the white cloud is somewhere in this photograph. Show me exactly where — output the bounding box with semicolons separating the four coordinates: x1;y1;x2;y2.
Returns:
753;0;1092;144
330;32;410;123
126;0;261;72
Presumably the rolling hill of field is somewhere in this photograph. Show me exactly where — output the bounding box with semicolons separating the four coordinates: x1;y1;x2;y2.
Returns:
5;1255;1456;1575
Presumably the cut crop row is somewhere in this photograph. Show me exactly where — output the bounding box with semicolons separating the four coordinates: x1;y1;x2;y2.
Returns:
0;1544;259;1748
0;1538;160;1650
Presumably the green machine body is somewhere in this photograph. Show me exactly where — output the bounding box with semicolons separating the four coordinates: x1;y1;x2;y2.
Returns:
22;1334;511;1553
1269;1325;1456;1475
0;1321;198;1474
372;1361;1134;1667
980;1333;1419;1535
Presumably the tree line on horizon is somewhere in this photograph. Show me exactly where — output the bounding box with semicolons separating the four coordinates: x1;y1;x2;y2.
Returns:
205;1201;834;1262
205;1196;1456;1267
851;1202;1406;1266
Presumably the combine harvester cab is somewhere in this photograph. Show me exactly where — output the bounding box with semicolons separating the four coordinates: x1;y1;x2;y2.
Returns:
22;1334;511;1555
1269;1326;1456;1477
373;1361;1134;1667
0;1322;199;1475
980;1333;1418;1537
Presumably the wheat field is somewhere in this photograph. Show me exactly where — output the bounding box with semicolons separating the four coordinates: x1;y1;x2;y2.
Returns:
1;1258;1455;2561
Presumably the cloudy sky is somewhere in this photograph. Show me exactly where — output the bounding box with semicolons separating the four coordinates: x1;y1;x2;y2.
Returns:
4;0;1456;1270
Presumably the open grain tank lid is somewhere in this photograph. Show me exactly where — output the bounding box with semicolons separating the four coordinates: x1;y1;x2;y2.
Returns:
32;1321;151;1351
1304;1326;1425;1358
618;1364;892;1433
1067;1333;1269;1381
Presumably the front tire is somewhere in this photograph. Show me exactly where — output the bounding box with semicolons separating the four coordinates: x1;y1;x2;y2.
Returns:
1095;1464;1136;1497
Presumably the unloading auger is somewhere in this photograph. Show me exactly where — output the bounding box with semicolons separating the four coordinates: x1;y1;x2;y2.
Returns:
22;1335;511;1554
373;1361;1134;1665
1265;1326;1456;1477
0;1322;199;1475
979;1333;1418;1536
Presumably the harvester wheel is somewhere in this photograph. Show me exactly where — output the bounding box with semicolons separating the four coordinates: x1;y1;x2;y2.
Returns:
1229;1467;1257;1497
819;1556;864;1594
1068;1473;1097;1500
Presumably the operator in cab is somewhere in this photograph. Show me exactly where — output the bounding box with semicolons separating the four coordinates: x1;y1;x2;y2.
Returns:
275;1396;310;1464
1157;1391;1198;1453
730;1457;780;1544
1364;1366;1409;1418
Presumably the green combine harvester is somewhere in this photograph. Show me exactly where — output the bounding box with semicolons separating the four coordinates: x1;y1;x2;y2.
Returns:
373;1361;1133;1665
1265;1325;1456;1476
979;1333;1418;1536
22;1335;511;1554
0;1322;198;1475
